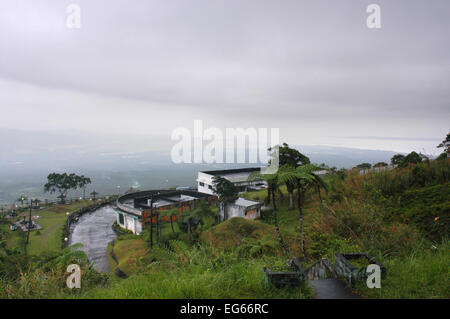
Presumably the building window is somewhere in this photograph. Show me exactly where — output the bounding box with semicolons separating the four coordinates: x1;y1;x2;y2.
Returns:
119;213;124;225
199;182;205;187
208;185;213;190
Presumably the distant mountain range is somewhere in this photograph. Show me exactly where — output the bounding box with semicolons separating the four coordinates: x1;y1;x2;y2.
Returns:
0;128;404;204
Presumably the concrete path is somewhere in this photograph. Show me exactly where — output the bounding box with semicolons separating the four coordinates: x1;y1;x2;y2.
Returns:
70;205;117;272
309;279;362;299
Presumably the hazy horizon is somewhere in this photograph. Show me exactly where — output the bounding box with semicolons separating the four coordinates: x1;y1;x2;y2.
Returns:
0;1;449;204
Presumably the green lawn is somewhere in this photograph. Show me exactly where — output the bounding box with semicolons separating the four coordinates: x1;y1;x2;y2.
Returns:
5;200;97;255
0;223;24;250
29;201;99;254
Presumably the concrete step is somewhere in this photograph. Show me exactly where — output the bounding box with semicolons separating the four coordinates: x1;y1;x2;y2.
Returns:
309;279;362;299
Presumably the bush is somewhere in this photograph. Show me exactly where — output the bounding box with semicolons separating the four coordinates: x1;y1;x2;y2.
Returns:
79;242;313;299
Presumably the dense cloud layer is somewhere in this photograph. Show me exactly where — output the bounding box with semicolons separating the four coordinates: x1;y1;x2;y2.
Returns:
0;0;448;154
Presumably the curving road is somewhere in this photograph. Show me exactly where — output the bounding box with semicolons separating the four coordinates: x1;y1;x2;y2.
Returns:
70;205;117;272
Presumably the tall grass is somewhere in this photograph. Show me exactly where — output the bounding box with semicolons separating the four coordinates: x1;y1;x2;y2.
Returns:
332;159;450;200
0;245;109;298
79;240;312;299
355;239;450;299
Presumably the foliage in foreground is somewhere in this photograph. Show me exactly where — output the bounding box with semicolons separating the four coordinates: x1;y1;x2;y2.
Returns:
1;159;448;299
0;245;108;298
356;240;450;299
80;240;312;299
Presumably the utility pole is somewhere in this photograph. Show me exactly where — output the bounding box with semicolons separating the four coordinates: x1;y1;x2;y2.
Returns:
24;199;32;252
156;210;160;243
27;199;32;243
149;195;154;249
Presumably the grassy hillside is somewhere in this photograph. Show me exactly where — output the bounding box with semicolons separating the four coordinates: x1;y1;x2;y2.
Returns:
355;241;450;298
1;159;449;299
201;217;277;250
81;239;312;299
108;236;149;275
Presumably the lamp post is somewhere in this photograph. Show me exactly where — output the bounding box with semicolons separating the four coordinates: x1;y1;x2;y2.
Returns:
25;199;32;250
149;195;154;249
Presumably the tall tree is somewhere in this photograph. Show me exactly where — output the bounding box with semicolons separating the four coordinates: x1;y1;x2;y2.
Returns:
391;154;406;166
270;142;310;167
179;209;200;241
437;132;450;156
76;175;92;199
404;151;424;166
160;207;178;233
355;163;372;170
278;164;328;259
44;173;78;204
248;171;288;256
212;176;238;221
373;162;388;168
16;196;27;206
269;143;310;209
391;152;426;168
90;190;98;201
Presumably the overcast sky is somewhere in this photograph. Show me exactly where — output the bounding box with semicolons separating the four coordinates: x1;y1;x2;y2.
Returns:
0;0;448;155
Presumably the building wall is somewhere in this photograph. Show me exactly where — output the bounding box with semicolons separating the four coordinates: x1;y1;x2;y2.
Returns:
245;208;260;219
197;172;215;194
117;211;141;235
223;204;261;220
140;198;216;227
197;171;267;195
135;220;142;234
226;204;246;219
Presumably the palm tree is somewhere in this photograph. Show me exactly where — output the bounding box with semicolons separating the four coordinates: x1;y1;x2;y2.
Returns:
90;190;98;201
192;201;217;230
180;209;198;241
76;175;92;199
160;207;178;233
212;176;238;221
17;196;27;207
277;164;328;259
248;171;288;256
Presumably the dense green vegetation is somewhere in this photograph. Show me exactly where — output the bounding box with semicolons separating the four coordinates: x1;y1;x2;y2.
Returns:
355;241;449;298
83;240;311;299
0;156;449;299
90;157;449;299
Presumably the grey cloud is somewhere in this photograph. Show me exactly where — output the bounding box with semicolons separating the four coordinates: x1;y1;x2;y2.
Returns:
0;0;448;154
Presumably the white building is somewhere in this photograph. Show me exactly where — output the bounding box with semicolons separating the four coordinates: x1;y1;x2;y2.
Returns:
197;167;267;195
116;189;214;234
220;197;262;221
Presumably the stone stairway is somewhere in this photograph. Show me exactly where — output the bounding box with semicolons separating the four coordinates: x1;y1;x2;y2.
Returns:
309;279;362;299
305;258;362;299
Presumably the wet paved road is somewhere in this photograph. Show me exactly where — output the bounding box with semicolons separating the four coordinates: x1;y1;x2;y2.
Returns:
70;205;117;272
309;279;363;299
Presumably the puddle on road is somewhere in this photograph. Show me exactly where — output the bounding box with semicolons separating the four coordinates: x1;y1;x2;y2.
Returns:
70;205;118;272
